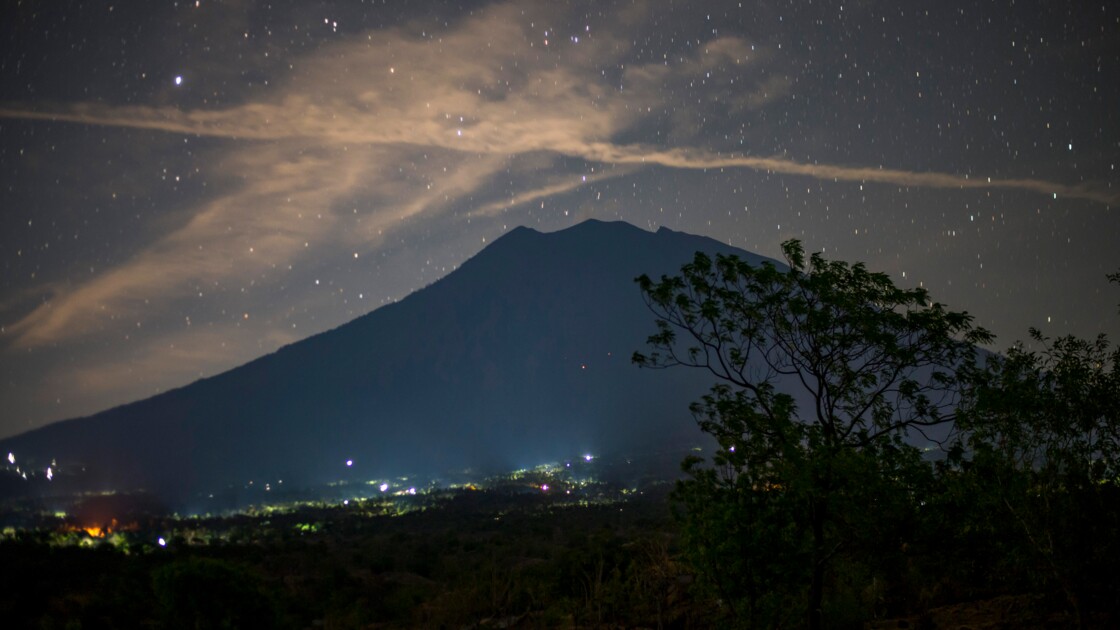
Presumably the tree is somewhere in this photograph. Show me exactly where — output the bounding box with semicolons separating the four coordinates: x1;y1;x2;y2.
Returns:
634;240;990;628
152;557;282;630
1111;270;1120;314
961;328;1120;483
955;322;1120;624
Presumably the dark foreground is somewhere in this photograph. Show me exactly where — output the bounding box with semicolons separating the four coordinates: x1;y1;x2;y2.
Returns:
3;479;709;629
0;483;1105;630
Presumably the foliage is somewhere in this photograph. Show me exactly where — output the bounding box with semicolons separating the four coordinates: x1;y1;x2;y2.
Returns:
152;556;282;629
635;240;991;628
2;489;709;629
960;329;1120;482
954;323;1120;624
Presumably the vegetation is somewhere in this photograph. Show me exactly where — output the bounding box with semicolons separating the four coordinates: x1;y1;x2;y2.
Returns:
1;485;708;629
635;241;991;628
636;241;1119;628
950;327;1120;625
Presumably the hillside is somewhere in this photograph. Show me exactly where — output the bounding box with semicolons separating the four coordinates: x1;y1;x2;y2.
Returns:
0;220;774;505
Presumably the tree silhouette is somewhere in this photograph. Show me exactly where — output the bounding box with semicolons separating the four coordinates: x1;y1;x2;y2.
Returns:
635;240;990;628
955;273;1120;624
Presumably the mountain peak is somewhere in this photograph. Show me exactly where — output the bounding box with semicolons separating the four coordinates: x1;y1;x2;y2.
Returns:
0;221;772;506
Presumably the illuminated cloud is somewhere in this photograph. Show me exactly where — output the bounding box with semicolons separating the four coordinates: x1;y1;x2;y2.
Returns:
576;144;1119;205
474;166;638;218
1;0;1113;358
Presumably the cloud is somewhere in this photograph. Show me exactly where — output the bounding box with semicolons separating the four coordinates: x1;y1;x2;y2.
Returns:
1;0;1113;355
8;142;367;345
6;98;1109;206
473;165;638;217
48;325;302;409
574;144;1120;205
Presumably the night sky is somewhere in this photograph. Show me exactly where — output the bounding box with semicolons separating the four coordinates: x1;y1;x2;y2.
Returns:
1;0;1117;440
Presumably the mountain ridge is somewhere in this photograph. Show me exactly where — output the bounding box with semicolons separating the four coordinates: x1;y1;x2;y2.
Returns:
0;220;777;506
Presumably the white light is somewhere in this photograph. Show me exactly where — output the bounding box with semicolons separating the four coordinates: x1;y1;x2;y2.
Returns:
6;452;13;464
158;537;167;547
408;487;416;495
583;454;593;462
174;76;183;86
46;467;53;481
346;459;353;467
541;484;549;492
343;499;349;505
379;483;389;492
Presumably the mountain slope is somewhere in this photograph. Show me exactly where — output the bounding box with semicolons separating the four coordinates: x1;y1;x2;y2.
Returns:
0;220;776;504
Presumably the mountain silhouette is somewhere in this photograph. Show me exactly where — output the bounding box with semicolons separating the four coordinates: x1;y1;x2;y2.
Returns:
0;220;777;506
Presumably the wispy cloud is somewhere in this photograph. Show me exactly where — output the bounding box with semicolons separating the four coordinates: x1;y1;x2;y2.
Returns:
6;99;1109;206
575;144;1119;205
48;326;302;405
1;0;1112;357
473;166;638;217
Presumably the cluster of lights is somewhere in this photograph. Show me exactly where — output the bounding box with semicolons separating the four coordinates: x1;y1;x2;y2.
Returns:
6;451;57;481
16;448;632;551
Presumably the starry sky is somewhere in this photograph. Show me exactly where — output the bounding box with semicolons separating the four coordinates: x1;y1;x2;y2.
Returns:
1;0;1117;439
